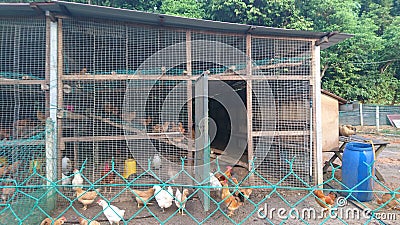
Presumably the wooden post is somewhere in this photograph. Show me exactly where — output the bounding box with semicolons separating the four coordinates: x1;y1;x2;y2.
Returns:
246;34;253;181
312;42;323;186
376;105;380;131
47;12;58;184
186;31;194;167
194;72;210;211
57;18;64;182
359;103;363;127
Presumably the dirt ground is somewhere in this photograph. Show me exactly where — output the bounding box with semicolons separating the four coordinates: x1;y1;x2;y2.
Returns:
49;126;400;225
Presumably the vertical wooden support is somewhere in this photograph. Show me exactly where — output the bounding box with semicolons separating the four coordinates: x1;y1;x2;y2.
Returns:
46;12;58;185
376;106;380;131
195;72;210;211
186;31;194;167
312;42;323;185
359;103;364;127
246;34;254;177
57;18;65;180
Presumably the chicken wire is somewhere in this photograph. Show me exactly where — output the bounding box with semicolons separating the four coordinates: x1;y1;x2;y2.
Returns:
60;17;316;191
251;37;313;185
61;18;189;192
0;17;53;225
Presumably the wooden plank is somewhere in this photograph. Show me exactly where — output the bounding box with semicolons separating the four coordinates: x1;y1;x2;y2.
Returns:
57;19;64;179
0;139;45;146
62;74;191;80
186;30;194;166
61;73;310;81
0;79;46;85
252;130;310;136
246;34;254;177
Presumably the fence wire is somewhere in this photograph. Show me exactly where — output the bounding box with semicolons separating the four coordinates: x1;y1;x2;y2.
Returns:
0;122;398;225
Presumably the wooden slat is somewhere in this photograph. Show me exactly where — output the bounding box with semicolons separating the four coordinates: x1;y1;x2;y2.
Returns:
0;140;45;146
252;130;310;136
0;79;46;85
61;74;310;81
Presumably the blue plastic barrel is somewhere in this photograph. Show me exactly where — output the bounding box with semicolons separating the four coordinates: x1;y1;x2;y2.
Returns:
342;142;374;201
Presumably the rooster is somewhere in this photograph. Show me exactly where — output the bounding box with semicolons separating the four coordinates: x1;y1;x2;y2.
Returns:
217;166;233;182
78;217;100;225
75;187;100;210
231;177;253;204
175;188;190;215
101;161;116;193
40;216;67;225
221;180;243;217
131;187;155;208
313;190;337;216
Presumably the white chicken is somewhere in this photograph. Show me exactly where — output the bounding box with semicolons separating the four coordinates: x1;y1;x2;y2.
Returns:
152;154;161;170
153;185;174;212
209;172;222;190
175;188;189;215
62;156;72;175
97;199;125;225
61;173;71;188
72;168;83;190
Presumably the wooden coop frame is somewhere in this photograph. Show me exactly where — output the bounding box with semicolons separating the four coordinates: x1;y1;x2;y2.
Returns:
0;1;352;201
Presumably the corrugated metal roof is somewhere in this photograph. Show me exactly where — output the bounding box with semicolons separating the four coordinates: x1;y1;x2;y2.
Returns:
0;1;352;49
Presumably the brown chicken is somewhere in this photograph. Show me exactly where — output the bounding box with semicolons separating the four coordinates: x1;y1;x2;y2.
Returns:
152;122;170;133
375;193;400;210
231;177;253;203
104;103;119;116
0;161;20;177
132;187;155;208
75;187;100;210
1;181;15;203
221;180;243;217
40;216;67;225
339;125;356;137
0;128;11;140
170;122;185;142
217;166;233;182
37;110;46;124
78;217;101;225
101;161;116;193
313;190;337;216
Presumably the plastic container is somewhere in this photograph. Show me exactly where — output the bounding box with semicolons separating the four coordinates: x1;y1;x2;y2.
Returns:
342;142;374;201
123;158;137;179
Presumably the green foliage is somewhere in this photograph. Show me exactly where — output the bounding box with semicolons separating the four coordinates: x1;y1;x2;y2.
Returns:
205;0;313;29
160;0;205;18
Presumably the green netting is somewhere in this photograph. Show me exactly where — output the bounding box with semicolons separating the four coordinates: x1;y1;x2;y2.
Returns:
0;123;398;225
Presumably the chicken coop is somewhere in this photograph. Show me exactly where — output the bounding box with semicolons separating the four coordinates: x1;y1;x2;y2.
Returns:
0;1;351;218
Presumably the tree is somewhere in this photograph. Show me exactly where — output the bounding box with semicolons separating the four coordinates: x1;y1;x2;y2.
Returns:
160;0;205;19
205;0;312;29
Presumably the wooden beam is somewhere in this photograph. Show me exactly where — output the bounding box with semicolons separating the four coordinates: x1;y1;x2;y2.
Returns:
186;30;194;166
246;34;254;181
252;130;310;136
0;79;46;85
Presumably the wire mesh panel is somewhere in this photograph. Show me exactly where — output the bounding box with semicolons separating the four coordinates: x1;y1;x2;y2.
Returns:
0;17;49;225
252;37;313;186
61;18;189;189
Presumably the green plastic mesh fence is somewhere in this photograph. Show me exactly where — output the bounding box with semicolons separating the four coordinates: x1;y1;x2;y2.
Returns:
0;125;399;225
